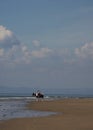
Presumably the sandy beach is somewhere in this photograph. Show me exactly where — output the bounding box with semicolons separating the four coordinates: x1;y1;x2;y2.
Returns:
0;98;93;130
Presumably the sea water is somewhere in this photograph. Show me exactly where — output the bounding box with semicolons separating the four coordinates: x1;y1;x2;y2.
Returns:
0;97;56;121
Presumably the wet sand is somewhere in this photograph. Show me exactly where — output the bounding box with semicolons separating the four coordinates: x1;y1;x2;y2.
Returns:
0;98;93;130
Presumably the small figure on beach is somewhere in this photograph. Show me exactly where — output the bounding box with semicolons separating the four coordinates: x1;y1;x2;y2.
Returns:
32;90;44;98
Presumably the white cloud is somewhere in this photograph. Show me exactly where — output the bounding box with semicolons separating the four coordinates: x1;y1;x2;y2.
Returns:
0;26;12;41
0;25;20;48
32;40;40;47
0;25;31;64
31;47;53;58
75;42;93;59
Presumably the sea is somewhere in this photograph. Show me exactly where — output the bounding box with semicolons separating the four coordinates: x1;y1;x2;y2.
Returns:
0;92;93;121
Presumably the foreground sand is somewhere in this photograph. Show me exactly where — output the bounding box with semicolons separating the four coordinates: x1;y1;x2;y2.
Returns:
0;98;93;130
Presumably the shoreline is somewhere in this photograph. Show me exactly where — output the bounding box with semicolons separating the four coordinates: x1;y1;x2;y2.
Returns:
0;98;93;130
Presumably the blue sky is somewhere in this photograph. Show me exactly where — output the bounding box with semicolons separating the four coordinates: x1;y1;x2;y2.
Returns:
0;0;93;94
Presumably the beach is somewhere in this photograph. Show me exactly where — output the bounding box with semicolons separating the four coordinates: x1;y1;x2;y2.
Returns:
0;98;93;130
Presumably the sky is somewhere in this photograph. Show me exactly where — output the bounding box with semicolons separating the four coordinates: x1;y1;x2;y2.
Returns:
0;0;93;94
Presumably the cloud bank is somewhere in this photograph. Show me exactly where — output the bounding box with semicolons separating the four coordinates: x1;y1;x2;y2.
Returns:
75;42;93;60
0;25;69;65
0;25;93;66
